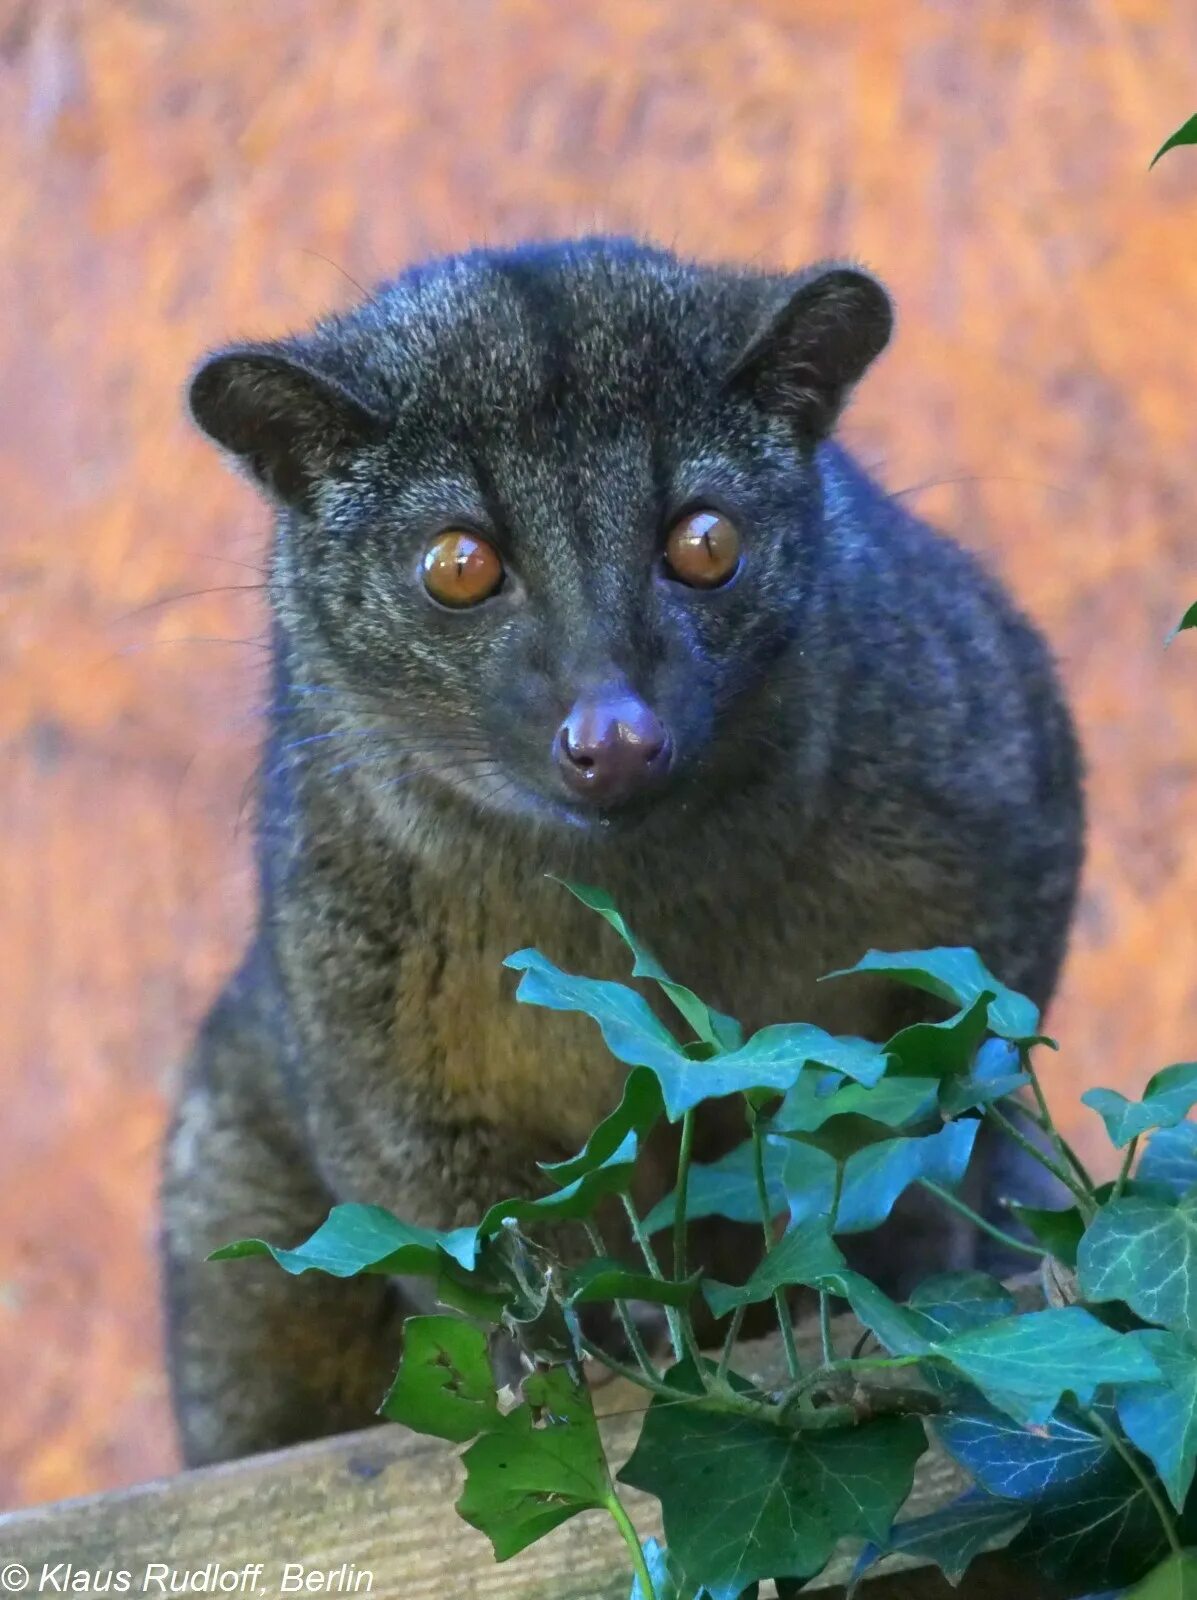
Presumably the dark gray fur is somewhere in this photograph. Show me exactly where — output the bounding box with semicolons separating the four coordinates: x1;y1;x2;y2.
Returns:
162;238;1083;1466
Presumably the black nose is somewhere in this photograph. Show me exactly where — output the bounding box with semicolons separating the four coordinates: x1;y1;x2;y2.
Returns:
555;687;672;806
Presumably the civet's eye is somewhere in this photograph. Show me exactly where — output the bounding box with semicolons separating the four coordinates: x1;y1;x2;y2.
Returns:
421;530;505;608
663;510;742;589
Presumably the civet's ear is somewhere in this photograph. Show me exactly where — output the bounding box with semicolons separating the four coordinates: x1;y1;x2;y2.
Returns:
188;343;388;510
726;264;893;439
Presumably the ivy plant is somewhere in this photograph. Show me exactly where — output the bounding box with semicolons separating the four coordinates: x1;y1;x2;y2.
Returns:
212;878;1197;1599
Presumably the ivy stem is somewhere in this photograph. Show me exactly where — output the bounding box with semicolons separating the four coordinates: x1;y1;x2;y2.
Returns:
716;1305;747;1386
1022;1051;1096;1196
673;1109;696;1282
986;1104;1097;1219
582;1221;658;1379
820;1163;845;1367
748;1109;802;1381
1113;1135;1140;1201
619;1192;695;1371
1084;1407;1182;1557
605;1490;657;1600
578;1337;685;1401
918;1178;1047;1260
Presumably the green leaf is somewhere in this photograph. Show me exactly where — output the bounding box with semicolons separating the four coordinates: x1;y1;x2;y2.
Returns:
824;948;1042;1043
720;1024;889;1090
644;1137;786;1231
1078;1192;1197;1332
209;1201;479;1275
630;1539;691;1600
564;1258;699;1309
1083;1064;1197;1147
936;1402;1172;1590
435;1261;510;1322
934;1402;1111;1499
772;1070;940;1135
884;995;994;1078
784;1120;980;1233
778;1112;925;1163
1141;1124;1197;1200
1115;1329;1197;1510
1009;1201;1087;1268
1167;600;1197;641
703;1219;847;1318
851;1491;1029;1591
456;1367;613;1560
540;1070;665;1184
619;1364;927;1598
507;950;885;1121
1011;1181;1170;1271
1152;115;1197;167
923;1306;1161;1425
477;1131;638;1236
379;1315;500;1441
654;1118;978;1236
1127;1552;1197;1599
906;1272;1018;1338
829;1278;1161;1425
552;879;743;1051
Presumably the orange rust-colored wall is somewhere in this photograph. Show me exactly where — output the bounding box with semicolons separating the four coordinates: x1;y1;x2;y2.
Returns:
2;0;1197;1511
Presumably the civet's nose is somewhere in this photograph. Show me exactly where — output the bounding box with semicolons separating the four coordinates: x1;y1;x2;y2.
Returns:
554;687;672;806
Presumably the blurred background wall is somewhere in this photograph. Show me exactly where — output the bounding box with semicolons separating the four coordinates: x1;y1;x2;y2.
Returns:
2;0;1196;1512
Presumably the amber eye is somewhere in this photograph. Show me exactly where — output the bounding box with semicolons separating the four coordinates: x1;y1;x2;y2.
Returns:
663;510;742;589
421;530;505;608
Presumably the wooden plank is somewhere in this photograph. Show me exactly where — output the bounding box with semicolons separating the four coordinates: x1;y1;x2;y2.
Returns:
0;1322;1065;1598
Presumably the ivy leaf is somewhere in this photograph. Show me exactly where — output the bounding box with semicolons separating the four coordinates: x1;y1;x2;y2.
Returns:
718;1023;889;1091
934;1402;1111;1499
1007;1464;1171;1592
1140;1124;1197;1200
505;948;687;1074
850;1491;1029;1591
644;1137;786;1231
552;879;742;1051
1152;116;1197;167
935;1402;1172;1589
941;1067;1031;1118
829;1280;1160;1424
379;1315;499;1441
703;1219;847;1318
784;1120;980;1233
1126;1552;1197;1598
772;1070;940;1135
778;1112;924;1163
435;1260;510;1322
619;1363;927;1598
540;1070;664;1184
507;950;884;1120
1167;600;1197;641
1078;1192;1197;1332
1009;1201;1087;1268
884;995;993;1078
629;1539;690;1600
906;1272;1018;1338
1083;1064;1197;1147
209;1202;479;1275
922;1306;1160;1425
456;1367;613;1560
564;1258;700;1309
477;1131;638;1236
1115;1329;1197;1510
823;948;1042;1043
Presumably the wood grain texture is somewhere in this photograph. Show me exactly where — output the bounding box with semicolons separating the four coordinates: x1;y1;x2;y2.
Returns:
2;0;1197;1511
0;1324;1059;1599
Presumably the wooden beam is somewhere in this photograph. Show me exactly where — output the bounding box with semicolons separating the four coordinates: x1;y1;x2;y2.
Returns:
0;1316;1067;1598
